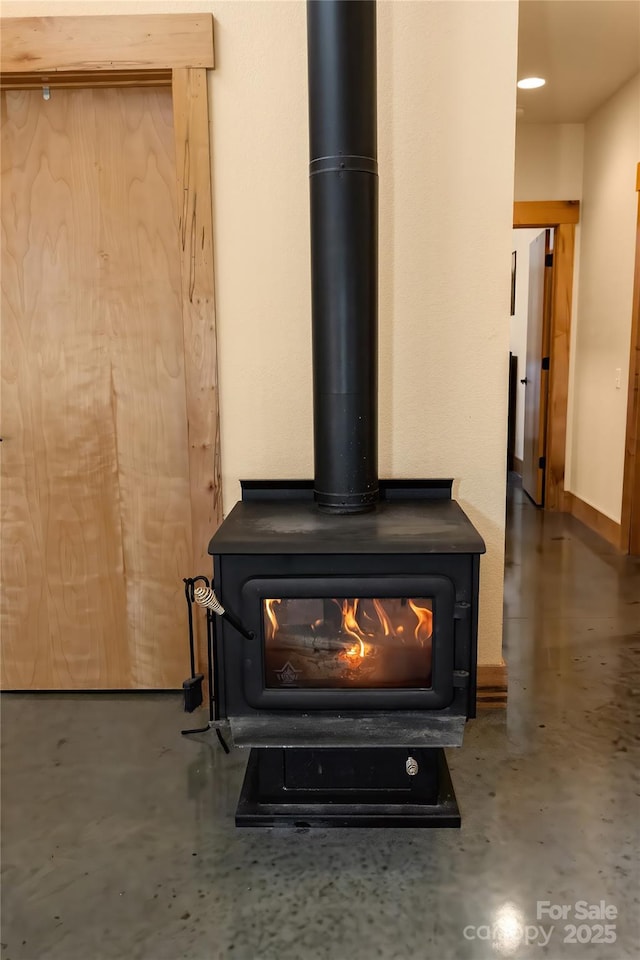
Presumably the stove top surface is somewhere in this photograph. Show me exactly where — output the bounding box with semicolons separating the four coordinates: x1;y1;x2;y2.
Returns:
209;480;486;556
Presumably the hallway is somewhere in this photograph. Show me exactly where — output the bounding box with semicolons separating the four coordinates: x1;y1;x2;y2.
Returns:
1;488;639;960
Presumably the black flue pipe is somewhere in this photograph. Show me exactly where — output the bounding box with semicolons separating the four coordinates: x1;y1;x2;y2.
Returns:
307;0;379;514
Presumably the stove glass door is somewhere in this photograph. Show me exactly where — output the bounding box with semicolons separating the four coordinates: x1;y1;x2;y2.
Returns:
240;574;455;710
263;597;432;689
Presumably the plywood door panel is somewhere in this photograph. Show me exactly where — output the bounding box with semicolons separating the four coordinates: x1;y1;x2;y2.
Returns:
1;86;193;689
1;87;128;688
95;87;192;688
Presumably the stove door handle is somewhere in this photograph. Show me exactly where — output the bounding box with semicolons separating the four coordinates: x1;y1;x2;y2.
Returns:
194;586;254;640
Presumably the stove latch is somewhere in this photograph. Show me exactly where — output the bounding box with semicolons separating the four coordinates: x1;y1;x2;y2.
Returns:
454;601;471;620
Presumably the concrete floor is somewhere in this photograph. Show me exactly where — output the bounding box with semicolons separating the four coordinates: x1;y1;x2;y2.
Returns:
2;483;639;959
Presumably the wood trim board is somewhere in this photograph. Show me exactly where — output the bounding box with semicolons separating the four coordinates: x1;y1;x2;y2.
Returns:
546;222;575;509
620;164;640;554
0;69;172;90
513;200;580;227
476;662;507;708
0;14;214;73
565;493;622;550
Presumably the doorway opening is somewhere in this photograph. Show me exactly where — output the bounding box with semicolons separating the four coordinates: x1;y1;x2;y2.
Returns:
508;201;579;511
509;226;554;506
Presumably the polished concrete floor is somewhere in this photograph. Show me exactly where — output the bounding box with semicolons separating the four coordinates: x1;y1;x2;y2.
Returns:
2;484;639;959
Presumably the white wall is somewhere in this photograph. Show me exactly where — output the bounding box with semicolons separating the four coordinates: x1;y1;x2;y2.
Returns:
514;123;584;201
3;0;520;665
510;228;545;462
567;73;640;521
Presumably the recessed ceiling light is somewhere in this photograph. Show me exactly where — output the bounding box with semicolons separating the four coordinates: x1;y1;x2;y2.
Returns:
517;77;546;90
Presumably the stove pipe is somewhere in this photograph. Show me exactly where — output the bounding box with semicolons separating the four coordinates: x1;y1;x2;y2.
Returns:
307;0;379;514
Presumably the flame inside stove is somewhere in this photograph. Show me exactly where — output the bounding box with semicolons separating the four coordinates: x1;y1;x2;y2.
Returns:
336;598;367;659
408;599;433;644
265;598;281;640
372;598;394;636
265;596;432;658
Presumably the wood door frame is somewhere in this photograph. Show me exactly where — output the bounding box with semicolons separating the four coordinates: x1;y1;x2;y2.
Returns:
521;230;548;506
620;164;640;554
1;14;223;667
513;200;579;510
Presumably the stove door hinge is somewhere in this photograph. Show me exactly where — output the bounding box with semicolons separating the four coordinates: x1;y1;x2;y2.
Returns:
453;670;469;688
454;601;471;620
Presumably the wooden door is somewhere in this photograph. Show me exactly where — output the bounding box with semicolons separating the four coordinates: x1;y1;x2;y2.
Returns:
522;231;549;505
1;86;194;689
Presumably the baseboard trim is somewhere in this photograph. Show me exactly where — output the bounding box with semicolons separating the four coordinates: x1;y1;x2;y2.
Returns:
513;457;523;475
566;492;622;549
476;661;507;708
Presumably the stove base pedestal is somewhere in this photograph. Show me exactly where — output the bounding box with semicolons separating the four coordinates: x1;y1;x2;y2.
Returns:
235;746;460;828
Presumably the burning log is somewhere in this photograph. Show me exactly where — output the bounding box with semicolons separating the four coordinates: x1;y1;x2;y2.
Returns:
271;629;352;653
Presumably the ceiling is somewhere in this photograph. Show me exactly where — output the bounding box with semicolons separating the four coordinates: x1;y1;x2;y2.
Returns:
517;0;640;123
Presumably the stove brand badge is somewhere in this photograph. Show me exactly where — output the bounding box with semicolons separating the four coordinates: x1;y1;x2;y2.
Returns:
275;661;301;686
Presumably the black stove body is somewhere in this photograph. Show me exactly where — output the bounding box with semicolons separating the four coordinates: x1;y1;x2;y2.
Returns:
208;479;484;827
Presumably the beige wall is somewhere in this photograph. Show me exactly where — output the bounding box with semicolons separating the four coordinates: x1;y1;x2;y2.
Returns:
514;123;584;202
567;73;640;521
513;84;640;524
3;0;519;665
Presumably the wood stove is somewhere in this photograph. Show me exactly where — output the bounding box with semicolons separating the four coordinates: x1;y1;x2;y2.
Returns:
199;1;485;827
207;479;484;826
